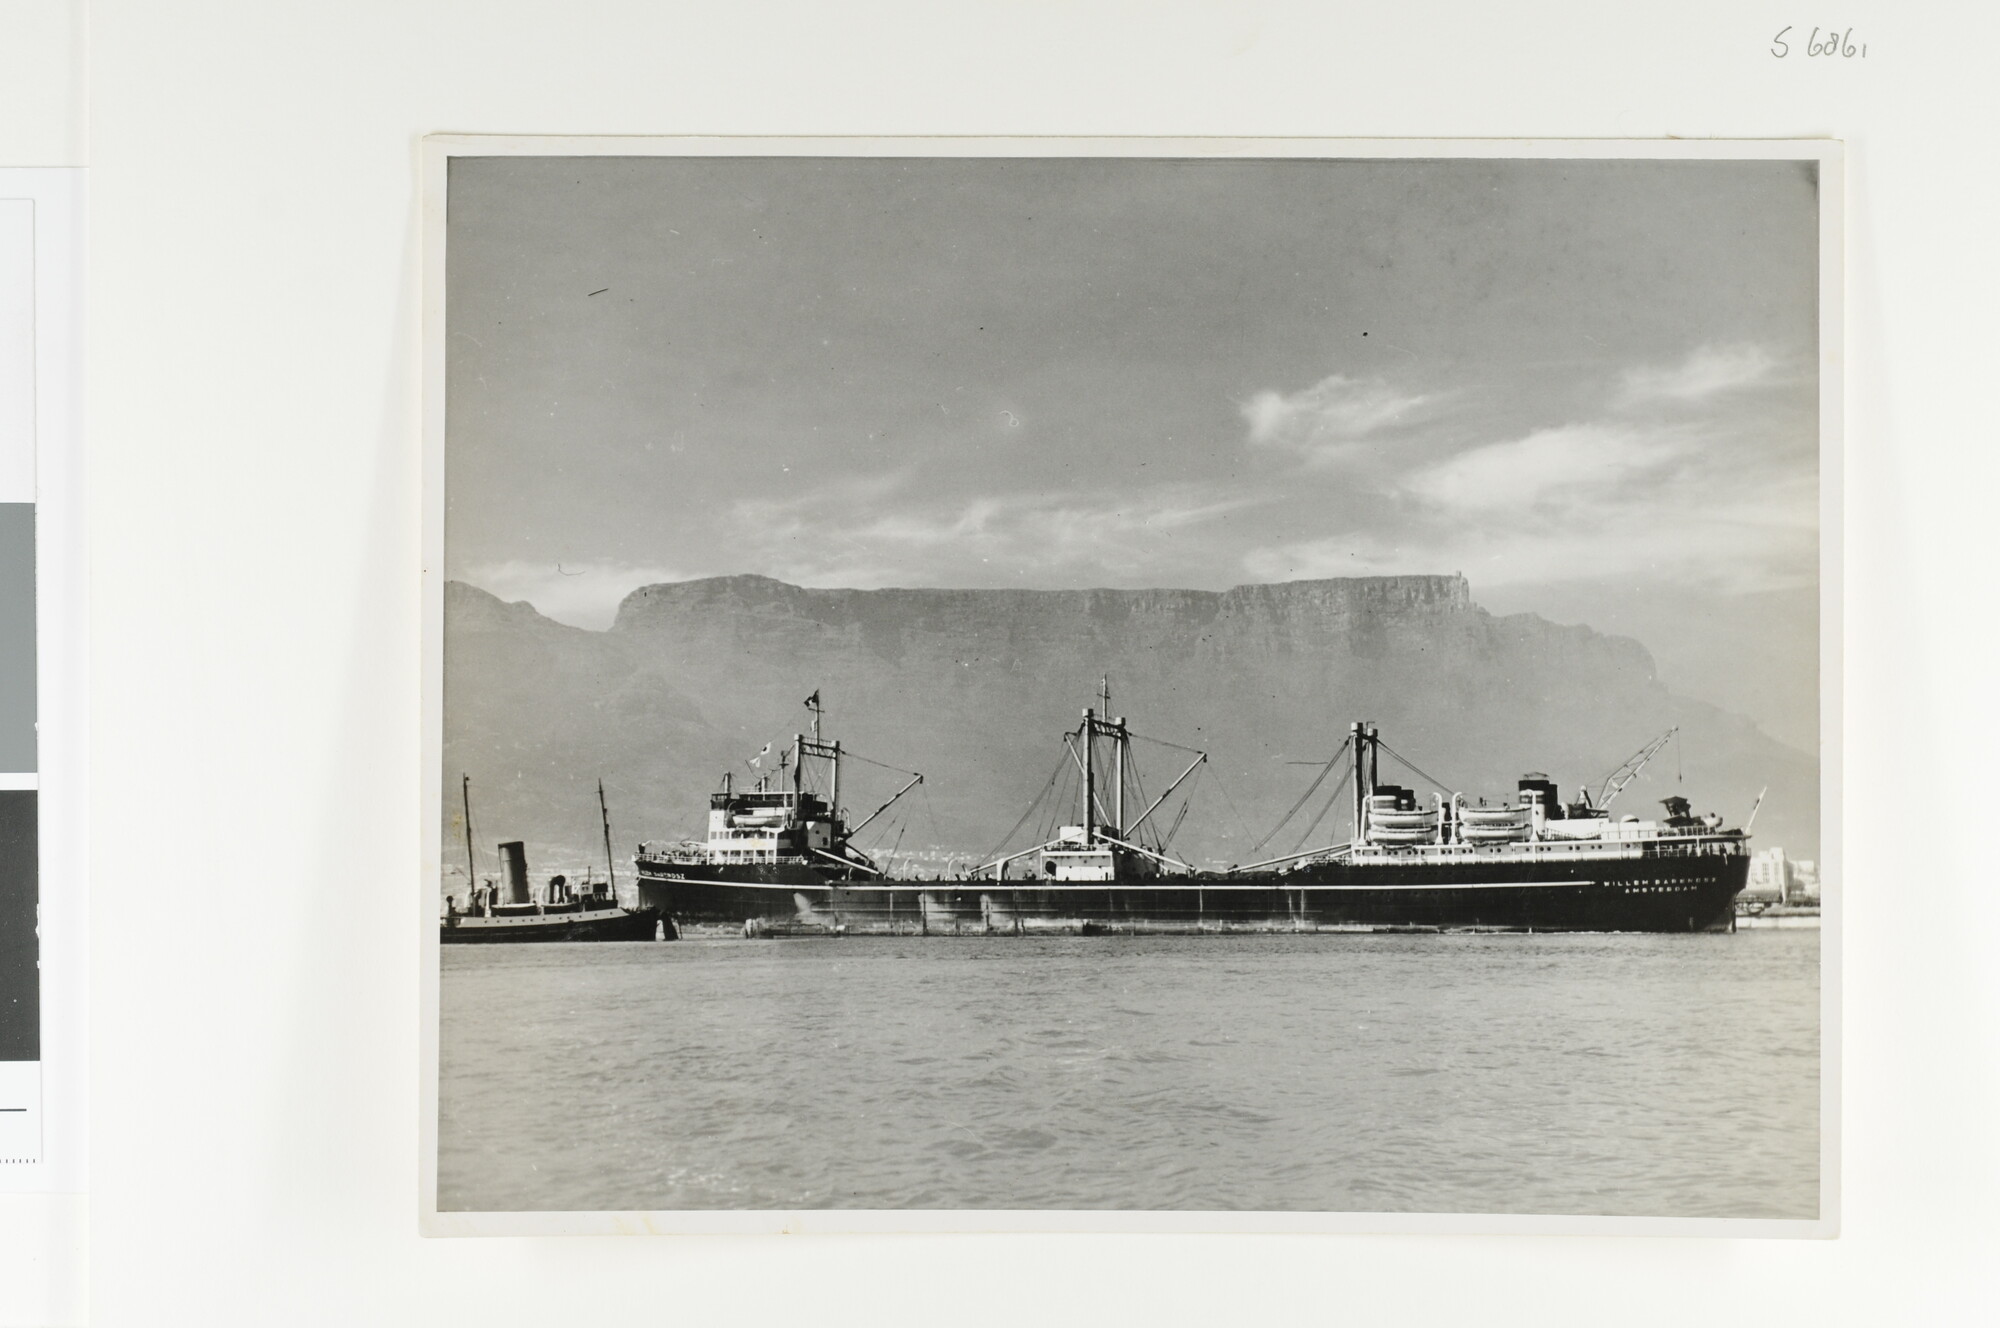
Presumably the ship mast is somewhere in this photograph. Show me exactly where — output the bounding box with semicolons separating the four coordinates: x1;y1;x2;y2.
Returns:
1348;721;1381;843
461;774;477;892
792;689;847;824
598;778;617;900
1103;676;1125;835
1367;723;1380;820
1349;722;1364;843
1082;705;1095;846
1078;680;1134;845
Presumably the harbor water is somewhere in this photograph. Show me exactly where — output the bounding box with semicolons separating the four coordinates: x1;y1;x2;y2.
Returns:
437;931;1819;1216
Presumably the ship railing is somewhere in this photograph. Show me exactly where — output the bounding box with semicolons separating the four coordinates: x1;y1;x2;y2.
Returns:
1228;842;1355;874
1347;833;1745;861
637;844;709;861
636;847;818;867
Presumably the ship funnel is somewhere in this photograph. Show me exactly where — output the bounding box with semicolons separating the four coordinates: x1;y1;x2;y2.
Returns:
500;841;531;904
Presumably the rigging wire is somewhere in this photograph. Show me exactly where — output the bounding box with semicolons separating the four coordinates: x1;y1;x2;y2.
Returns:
918;782;947;846
1125;752;1152;848
835;749;924;780
1127;731;1207;758
1252;736;1352;856
1201;764;1258;852
1289;765;1354;855
1375;740;1456;798
982;749;1070;863
1063;731;1115;828
1050;751;1082;846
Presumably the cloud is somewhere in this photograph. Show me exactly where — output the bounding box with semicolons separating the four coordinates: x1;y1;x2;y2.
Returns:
1618;343;1778;406
462;559;695;630
1403;423;1687;514
865;489;1260;576
1243;444;1817;595
1241;373;1435;463
720;484;1262;588
1238;339;1816;598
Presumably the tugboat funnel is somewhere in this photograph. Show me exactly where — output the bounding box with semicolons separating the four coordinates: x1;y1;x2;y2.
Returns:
500;841;532;904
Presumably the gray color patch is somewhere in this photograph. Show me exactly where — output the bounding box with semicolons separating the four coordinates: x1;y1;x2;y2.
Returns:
0;504;30;773
0;789;35;1060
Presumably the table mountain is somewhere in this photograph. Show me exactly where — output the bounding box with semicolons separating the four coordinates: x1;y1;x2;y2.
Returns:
442;574;1819;879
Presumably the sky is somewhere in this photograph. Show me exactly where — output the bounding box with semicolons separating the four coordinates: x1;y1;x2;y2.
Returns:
445;155;1821;748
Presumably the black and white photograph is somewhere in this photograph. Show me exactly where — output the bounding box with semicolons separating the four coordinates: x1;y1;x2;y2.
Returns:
425;140;1834;1229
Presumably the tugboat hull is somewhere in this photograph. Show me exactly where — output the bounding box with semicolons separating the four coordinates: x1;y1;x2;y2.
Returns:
440;907;661;944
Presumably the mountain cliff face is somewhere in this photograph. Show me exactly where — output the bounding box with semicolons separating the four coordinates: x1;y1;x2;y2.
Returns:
442;575;1818;877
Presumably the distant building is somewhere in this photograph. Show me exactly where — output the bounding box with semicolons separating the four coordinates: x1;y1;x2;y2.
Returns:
1745;847;1791;903
1790;858;1820;904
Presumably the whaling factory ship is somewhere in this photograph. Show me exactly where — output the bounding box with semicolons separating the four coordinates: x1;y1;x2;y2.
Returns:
634;692;1750;937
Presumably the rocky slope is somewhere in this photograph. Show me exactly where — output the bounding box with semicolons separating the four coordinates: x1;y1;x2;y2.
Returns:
442;575;1819;876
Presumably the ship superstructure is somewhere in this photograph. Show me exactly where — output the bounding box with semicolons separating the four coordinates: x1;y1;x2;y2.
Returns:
634;694;925;919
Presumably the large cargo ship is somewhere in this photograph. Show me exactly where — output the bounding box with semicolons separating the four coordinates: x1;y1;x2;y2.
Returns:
635;694;1748;938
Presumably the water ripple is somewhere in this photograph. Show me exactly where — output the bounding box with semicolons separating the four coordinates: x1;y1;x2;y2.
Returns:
438;932;1819;1216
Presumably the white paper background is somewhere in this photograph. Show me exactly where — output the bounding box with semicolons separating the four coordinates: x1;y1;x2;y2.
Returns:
52;0;2000;1323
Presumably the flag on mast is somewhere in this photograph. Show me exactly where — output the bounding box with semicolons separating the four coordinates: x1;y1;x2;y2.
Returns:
805;690;819;709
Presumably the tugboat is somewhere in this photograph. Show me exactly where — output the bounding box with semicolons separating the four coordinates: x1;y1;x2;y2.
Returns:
442;777;660;943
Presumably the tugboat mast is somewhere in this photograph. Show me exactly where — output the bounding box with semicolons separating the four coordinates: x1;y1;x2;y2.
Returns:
598;778;617;897
461;774;477;891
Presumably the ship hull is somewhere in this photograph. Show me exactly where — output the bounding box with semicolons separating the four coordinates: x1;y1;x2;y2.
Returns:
637;850;1747;938
440;906;661;944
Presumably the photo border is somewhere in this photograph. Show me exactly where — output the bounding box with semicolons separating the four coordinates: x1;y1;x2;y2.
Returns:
418;135;1841;1239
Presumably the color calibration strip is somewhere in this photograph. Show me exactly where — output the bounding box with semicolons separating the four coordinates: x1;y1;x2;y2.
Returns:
1;195;40;1163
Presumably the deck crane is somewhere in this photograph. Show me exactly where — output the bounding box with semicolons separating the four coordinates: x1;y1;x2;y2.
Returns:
1587;727;1680;811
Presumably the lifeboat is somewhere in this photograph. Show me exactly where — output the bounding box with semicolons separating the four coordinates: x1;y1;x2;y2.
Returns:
1461;824;1532;843
1369;809;1437;831
1367;806;1438;845
1367;827;1437;845
1458;805;1528;827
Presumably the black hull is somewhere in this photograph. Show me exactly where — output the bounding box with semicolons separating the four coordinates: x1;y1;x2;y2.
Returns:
637;852;1748;938
440;907;661;944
